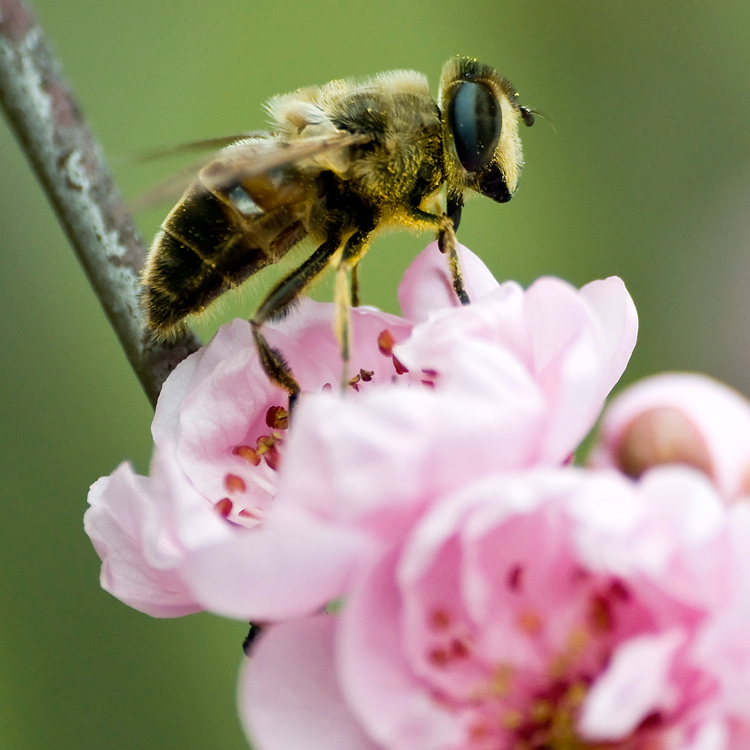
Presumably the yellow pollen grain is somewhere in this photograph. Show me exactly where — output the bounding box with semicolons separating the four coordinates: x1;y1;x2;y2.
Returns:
567;627;589;654
256;435;275;454
589;595;613;633
550;628;589;679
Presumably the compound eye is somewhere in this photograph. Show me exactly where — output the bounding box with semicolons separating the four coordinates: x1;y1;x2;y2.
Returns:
447;81;502;174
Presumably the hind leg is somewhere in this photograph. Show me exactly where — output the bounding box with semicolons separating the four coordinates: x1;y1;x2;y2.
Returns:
332;227;375;390
251;233;342;410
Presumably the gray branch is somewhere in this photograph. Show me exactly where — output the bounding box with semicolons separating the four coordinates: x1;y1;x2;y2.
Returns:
0;0;201;408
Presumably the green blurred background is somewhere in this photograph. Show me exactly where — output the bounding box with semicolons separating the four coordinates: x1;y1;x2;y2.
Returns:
2;1;750;748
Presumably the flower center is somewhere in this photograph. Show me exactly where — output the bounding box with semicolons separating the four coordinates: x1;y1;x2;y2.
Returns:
423;573;654;750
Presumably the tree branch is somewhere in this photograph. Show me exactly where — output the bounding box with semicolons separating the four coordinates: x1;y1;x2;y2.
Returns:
0;0;201;408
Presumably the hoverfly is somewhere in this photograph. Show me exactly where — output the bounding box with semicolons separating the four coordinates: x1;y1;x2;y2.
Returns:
141;56;534;407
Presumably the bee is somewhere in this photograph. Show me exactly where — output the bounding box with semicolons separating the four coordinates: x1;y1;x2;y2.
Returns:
141;56;534;407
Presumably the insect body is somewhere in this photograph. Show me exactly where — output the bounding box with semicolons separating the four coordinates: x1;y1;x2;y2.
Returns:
141;56;534;406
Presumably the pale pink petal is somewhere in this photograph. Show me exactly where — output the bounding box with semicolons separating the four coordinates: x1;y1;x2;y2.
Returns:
276;383;545;539
398;241;501;322
338;548;461;750
149;444;234;556
686;721;730;750
395;274;637;464
579;630;684;740
150;302;414;519
579;277;640;392
522;275;638;460
240;615;381;750
330;468;750;748
693;503;750;720
84;464;201;617
571;467;729;613
184;512;373;621
84;445;237;617
152;318;284;510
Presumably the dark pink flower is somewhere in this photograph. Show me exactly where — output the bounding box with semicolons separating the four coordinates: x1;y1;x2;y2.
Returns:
590;372;750;500
242;467;750;750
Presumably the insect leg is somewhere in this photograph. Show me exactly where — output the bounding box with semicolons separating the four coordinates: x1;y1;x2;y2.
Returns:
333;227;374;389
443;227;469;306
251;231;343;409
350;265;360;308
402;206;470;306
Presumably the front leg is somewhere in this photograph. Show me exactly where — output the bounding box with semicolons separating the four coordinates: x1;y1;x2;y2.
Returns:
251;230;344;411
402;206;470;306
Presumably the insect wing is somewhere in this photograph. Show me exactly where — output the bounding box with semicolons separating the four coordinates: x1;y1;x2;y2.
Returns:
197;131;371;193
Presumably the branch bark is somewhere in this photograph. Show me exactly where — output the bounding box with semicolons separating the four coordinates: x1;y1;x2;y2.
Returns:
0;0;201;408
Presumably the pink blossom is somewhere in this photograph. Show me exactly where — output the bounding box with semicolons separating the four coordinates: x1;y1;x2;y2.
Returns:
242;467;750;750
86;243;637;623
394;270;638;462
278;266;638;530
83;243;473;617
84;446;231;617
151;297;413;526
589;372;750;500
86;297;411;616
192;267;637;620
398;241;504;321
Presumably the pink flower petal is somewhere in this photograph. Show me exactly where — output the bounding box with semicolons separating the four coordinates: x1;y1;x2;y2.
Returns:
184;511;373;621
240;615;381;750
84;463;201;617
398;242;501;322
338;547;461;750
395;273;637;464
579;630;684;740
330;469;749;749
275;383;545;539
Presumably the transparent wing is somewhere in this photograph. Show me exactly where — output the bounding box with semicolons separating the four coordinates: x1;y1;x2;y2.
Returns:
198;131;371;191
131;131;271;164
130;130;371;212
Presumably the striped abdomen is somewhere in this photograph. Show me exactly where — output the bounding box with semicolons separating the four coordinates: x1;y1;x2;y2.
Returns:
142;167;314;335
